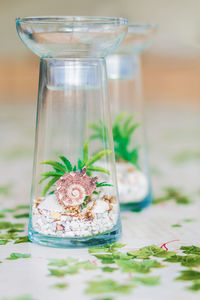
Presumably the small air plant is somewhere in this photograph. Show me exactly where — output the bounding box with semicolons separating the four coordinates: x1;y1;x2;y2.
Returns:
39;141;112;197
89;113;140;167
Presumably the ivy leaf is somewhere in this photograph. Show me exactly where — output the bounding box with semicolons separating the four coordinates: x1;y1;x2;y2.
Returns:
85;279;134;294
180;245;200;256
14;236;29;244
76;260;97;270
176;270;200;281
0;239;9;245
7;228;24;233
14;213;29;219
188;280;200;291
0;221;12;230
11;223;25;229
0;222;25;231
89;242;126;254
0;184;12;197
48;268;68;277
183;219;195;223
93;254;115;264
115;259;164;273
132;276;160;286
0;233;18;240
0;213;5;218
51;283;68;290
153;187;191;205
127;245;176;259
48;257;79;267
101;267;118;273
165;255;200;267
6;253;31;260
171;224;182;227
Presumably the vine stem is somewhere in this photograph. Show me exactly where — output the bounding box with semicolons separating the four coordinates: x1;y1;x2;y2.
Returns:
160;239;179;251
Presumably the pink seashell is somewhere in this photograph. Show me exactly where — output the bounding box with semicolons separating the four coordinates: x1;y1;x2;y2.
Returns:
55;168;98;207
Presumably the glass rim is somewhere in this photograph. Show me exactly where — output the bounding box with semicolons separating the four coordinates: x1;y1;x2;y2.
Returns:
128;23;158;33
16;16;128;26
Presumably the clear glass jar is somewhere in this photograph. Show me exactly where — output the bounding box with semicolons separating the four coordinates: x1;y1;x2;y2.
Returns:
106;24;157;211
16;16;128;247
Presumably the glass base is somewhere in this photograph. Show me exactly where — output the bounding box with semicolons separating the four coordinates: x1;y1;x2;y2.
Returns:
120;191;152;212
28;220;122;248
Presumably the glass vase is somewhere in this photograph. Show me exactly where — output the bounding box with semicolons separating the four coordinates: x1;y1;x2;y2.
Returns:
16;16;128;247
105;24;157;211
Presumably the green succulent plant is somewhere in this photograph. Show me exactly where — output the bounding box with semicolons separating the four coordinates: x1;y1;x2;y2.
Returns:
89;113;140;167
39;141;112;197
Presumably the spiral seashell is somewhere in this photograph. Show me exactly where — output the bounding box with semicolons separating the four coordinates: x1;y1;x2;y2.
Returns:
55;167;98;207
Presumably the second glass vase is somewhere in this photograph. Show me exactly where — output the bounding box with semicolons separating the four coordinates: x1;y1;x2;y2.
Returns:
106;24;157;211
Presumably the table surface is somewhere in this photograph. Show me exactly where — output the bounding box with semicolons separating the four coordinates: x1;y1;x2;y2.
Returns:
0;103;200;300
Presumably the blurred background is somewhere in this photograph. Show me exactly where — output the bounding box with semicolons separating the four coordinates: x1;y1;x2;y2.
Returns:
1;0;200;104
0;0;200;203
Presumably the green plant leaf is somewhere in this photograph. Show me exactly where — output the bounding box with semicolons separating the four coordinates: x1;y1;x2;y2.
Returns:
83;141;89;163
122;115;134;133
42;177;59;197
77;159;84;170
40;160;66;173
86;150;112;167
125;123;140;138
87;166;110;175
6;253;31;260
96;182;113;187
58;155;72;172
40;171;64;178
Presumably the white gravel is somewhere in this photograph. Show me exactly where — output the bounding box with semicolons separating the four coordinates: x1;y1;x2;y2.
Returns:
116;162;149;203
32;190;118;238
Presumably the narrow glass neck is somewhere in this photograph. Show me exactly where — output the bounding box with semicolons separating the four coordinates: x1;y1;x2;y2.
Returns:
106;53;140;80
40;58;107;90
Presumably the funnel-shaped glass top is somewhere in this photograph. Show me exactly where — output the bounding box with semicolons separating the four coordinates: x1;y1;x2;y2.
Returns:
16;16;128;58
